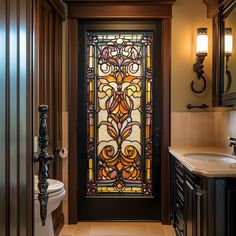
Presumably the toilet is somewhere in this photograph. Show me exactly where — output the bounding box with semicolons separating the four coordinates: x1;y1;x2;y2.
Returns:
34;176;65;236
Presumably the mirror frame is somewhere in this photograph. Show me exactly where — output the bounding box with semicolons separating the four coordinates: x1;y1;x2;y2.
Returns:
213;0;236;106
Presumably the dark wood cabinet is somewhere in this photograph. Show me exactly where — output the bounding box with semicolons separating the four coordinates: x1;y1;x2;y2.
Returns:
171;158;204;236
171;155;236;236
228;189;236;235
215;180;236;236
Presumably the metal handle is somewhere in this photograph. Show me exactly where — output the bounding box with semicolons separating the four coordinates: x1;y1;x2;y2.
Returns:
187;104;209;109
34;105;54;226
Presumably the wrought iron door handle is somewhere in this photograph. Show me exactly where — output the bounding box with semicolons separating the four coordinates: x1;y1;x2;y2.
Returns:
153;128;161;166
33;105;53;226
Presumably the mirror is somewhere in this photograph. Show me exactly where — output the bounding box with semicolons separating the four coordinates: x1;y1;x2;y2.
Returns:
223;5;236;94
220;1;236;105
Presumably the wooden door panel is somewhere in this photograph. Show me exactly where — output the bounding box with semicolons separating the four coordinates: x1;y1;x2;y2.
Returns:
0;0;33;235
34;0;65;234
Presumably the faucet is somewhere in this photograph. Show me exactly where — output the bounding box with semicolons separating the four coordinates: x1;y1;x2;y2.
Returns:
228;137;236;155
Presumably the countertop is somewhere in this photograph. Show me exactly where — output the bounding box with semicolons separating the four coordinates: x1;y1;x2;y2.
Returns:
169;146;236;177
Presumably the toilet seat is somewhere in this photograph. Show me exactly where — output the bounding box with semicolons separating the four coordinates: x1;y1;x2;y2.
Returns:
34;175;65;236
34;176;64;200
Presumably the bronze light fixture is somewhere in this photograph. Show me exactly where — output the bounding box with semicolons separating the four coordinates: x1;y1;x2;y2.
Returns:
224;27;233;93
191;28;208;94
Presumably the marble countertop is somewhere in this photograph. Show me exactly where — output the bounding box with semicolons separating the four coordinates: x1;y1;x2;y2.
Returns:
169;146;236;177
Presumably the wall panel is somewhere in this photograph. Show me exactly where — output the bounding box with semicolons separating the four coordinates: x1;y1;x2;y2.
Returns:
0;0;7;234
0;0;33;235
33;0;65;234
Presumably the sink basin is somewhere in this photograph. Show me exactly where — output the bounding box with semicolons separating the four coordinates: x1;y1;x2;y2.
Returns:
183;153;236;164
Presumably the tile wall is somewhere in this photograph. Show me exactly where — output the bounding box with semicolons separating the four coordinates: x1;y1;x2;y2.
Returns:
171;111;236;147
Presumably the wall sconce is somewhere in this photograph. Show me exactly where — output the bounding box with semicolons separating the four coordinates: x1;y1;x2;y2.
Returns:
224;27;233;93
191;28;208;94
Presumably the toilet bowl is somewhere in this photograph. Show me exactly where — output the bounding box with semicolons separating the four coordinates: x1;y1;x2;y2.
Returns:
34;176;65;236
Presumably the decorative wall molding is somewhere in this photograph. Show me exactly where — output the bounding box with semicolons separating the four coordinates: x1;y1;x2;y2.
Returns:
203;0;233;17
49;0;66;20
64;0;176;18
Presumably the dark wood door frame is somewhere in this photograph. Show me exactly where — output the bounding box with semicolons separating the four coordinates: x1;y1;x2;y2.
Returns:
66;0;174;225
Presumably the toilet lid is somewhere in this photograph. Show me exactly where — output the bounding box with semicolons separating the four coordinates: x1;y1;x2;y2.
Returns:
34;176;64;195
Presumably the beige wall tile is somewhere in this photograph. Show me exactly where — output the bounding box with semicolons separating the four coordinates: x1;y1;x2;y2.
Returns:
171;111;236;148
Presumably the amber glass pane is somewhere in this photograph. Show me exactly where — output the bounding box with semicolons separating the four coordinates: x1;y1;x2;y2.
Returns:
87;32;153;195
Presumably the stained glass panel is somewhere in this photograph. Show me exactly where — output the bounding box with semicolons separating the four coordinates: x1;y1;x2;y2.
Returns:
87;32;153;196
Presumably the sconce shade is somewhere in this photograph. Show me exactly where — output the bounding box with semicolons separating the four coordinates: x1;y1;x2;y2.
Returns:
196;28;208;55
225;28;233;55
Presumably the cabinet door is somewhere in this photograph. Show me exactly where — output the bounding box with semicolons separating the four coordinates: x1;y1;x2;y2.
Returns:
195;187;203;236
185;180;195;236
227;189;236;236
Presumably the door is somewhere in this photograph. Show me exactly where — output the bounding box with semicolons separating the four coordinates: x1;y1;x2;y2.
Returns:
78;21;161;220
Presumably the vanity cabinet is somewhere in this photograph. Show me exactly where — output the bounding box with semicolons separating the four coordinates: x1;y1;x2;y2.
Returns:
171;154;236;236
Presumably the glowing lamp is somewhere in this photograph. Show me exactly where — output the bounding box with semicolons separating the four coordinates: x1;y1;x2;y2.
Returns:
225;28;233;55
196;28;208;55
191;28;208;94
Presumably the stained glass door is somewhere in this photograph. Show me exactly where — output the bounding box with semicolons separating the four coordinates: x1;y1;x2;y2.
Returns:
78;22;161;220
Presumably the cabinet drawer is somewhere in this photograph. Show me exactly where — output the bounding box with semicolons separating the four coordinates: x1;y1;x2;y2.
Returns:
176;188;184;203
176;174;184;191
175;160;184;177
176;200;184;215
175;227;184;236
175;211;184;235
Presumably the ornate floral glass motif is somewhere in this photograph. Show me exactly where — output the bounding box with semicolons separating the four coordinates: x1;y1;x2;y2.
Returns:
87;32;153;195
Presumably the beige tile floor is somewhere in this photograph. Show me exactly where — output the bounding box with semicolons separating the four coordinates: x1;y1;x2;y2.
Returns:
59;222;176;236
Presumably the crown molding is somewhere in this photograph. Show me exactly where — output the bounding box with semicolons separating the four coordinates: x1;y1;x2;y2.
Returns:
203;0;234;17
49;0;66;20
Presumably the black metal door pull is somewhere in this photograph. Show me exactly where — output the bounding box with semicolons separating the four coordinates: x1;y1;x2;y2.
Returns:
34;105;54;226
